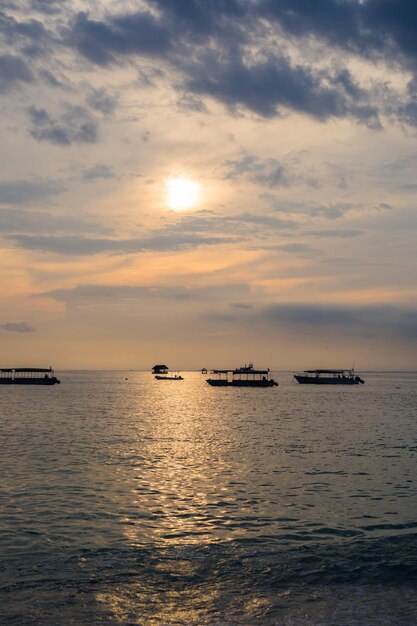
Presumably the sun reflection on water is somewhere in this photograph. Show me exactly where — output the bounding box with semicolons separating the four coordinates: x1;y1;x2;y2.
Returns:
119;373;245;547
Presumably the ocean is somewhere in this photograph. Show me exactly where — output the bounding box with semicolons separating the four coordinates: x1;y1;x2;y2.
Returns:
1;370;416;625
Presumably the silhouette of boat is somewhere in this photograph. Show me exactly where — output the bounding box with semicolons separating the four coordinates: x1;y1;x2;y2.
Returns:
293;368;365;385
155;373;184;380
0;367;61;385
207;362;278;387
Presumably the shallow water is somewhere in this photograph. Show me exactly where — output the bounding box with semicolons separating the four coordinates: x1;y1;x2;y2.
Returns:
1;371;416;624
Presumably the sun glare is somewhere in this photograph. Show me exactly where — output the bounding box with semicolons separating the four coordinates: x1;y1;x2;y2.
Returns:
166;177;200;211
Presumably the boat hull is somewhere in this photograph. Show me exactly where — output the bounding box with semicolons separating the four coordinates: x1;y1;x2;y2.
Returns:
294;375;358;385
207;379;278;387
0;377;60;385
154;375;183;380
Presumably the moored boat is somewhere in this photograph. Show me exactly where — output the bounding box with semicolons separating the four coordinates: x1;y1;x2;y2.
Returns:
293;368;365;385
0;367;61;385
207;362;278;387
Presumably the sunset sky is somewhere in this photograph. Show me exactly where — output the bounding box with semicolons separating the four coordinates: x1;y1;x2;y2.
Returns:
1;0;417;370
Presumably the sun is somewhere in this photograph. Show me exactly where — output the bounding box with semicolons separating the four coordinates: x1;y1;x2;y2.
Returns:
166;177;200;211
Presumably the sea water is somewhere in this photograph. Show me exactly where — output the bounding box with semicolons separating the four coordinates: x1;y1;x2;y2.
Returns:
0;371;416;625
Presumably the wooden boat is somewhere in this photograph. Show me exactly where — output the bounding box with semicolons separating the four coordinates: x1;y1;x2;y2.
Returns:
207;362;278;387
0;367;61;385
293;368;365;385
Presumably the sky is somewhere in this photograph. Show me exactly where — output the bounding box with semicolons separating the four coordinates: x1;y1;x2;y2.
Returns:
1;0;417;370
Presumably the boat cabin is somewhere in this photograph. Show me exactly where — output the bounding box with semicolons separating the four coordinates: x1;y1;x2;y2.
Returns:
207;363;278;387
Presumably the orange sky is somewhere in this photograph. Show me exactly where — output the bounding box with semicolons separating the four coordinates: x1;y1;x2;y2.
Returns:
1;1;417;369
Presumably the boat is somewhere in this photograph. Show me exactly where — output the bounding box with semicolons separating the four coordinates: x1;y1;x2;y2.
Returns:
0;367;61;385
155;373;184;380
293;368;365;385
206;362;278;387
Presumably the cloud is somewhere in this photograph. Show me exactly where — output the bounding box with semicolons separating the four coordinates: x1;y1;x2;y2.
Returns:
29;0;64;15
27;104;99;145
86;86;118;116
0;321;36;333
9;232;239;256
0;208;111;235
177;92;208;113
185;53;378;124
273;201;361;220
81;164;116;181
1;0;415;129
224;155;288;187
0;54;33;93
0;179;66;205
306;229;365;239
163;210;297;237
261;302;417;341
69;11;172;66
39;282;249;305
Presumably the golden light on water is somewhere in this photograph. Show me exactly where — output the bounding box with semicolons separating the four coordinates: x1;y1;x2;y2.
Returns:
166;177;200;211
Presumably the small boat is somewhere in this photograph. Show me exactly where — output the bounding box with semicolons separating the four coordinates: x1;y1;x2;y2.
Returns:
207;362;278;387
0;367;61;385
293;368;365;385
201;367;208;374
155;373;184;380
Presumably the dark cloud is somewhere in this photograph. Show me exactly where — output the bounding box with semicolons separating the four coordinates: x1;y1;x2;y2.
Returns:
9;232;238;256
70;11;172;66
0;321;36;333
185;53;378;124
59;1;417;126
261;302;417;341
150;0;246;39
27;104;99;145
0;54;33;93
0;0;416;128
0;179;65;205
0;10;49;43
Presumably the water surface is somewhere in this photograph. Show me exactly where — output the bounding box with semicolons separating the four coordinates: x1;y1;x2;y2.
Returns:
1;371;416;624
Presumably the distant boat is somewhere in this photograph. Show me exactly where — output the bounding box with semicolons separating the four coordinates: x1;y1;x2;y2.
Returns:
0;367;61;385
155;373;184;380
201;367;208;374
293;369;365;385
207;362;278;387
152;364;169;375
